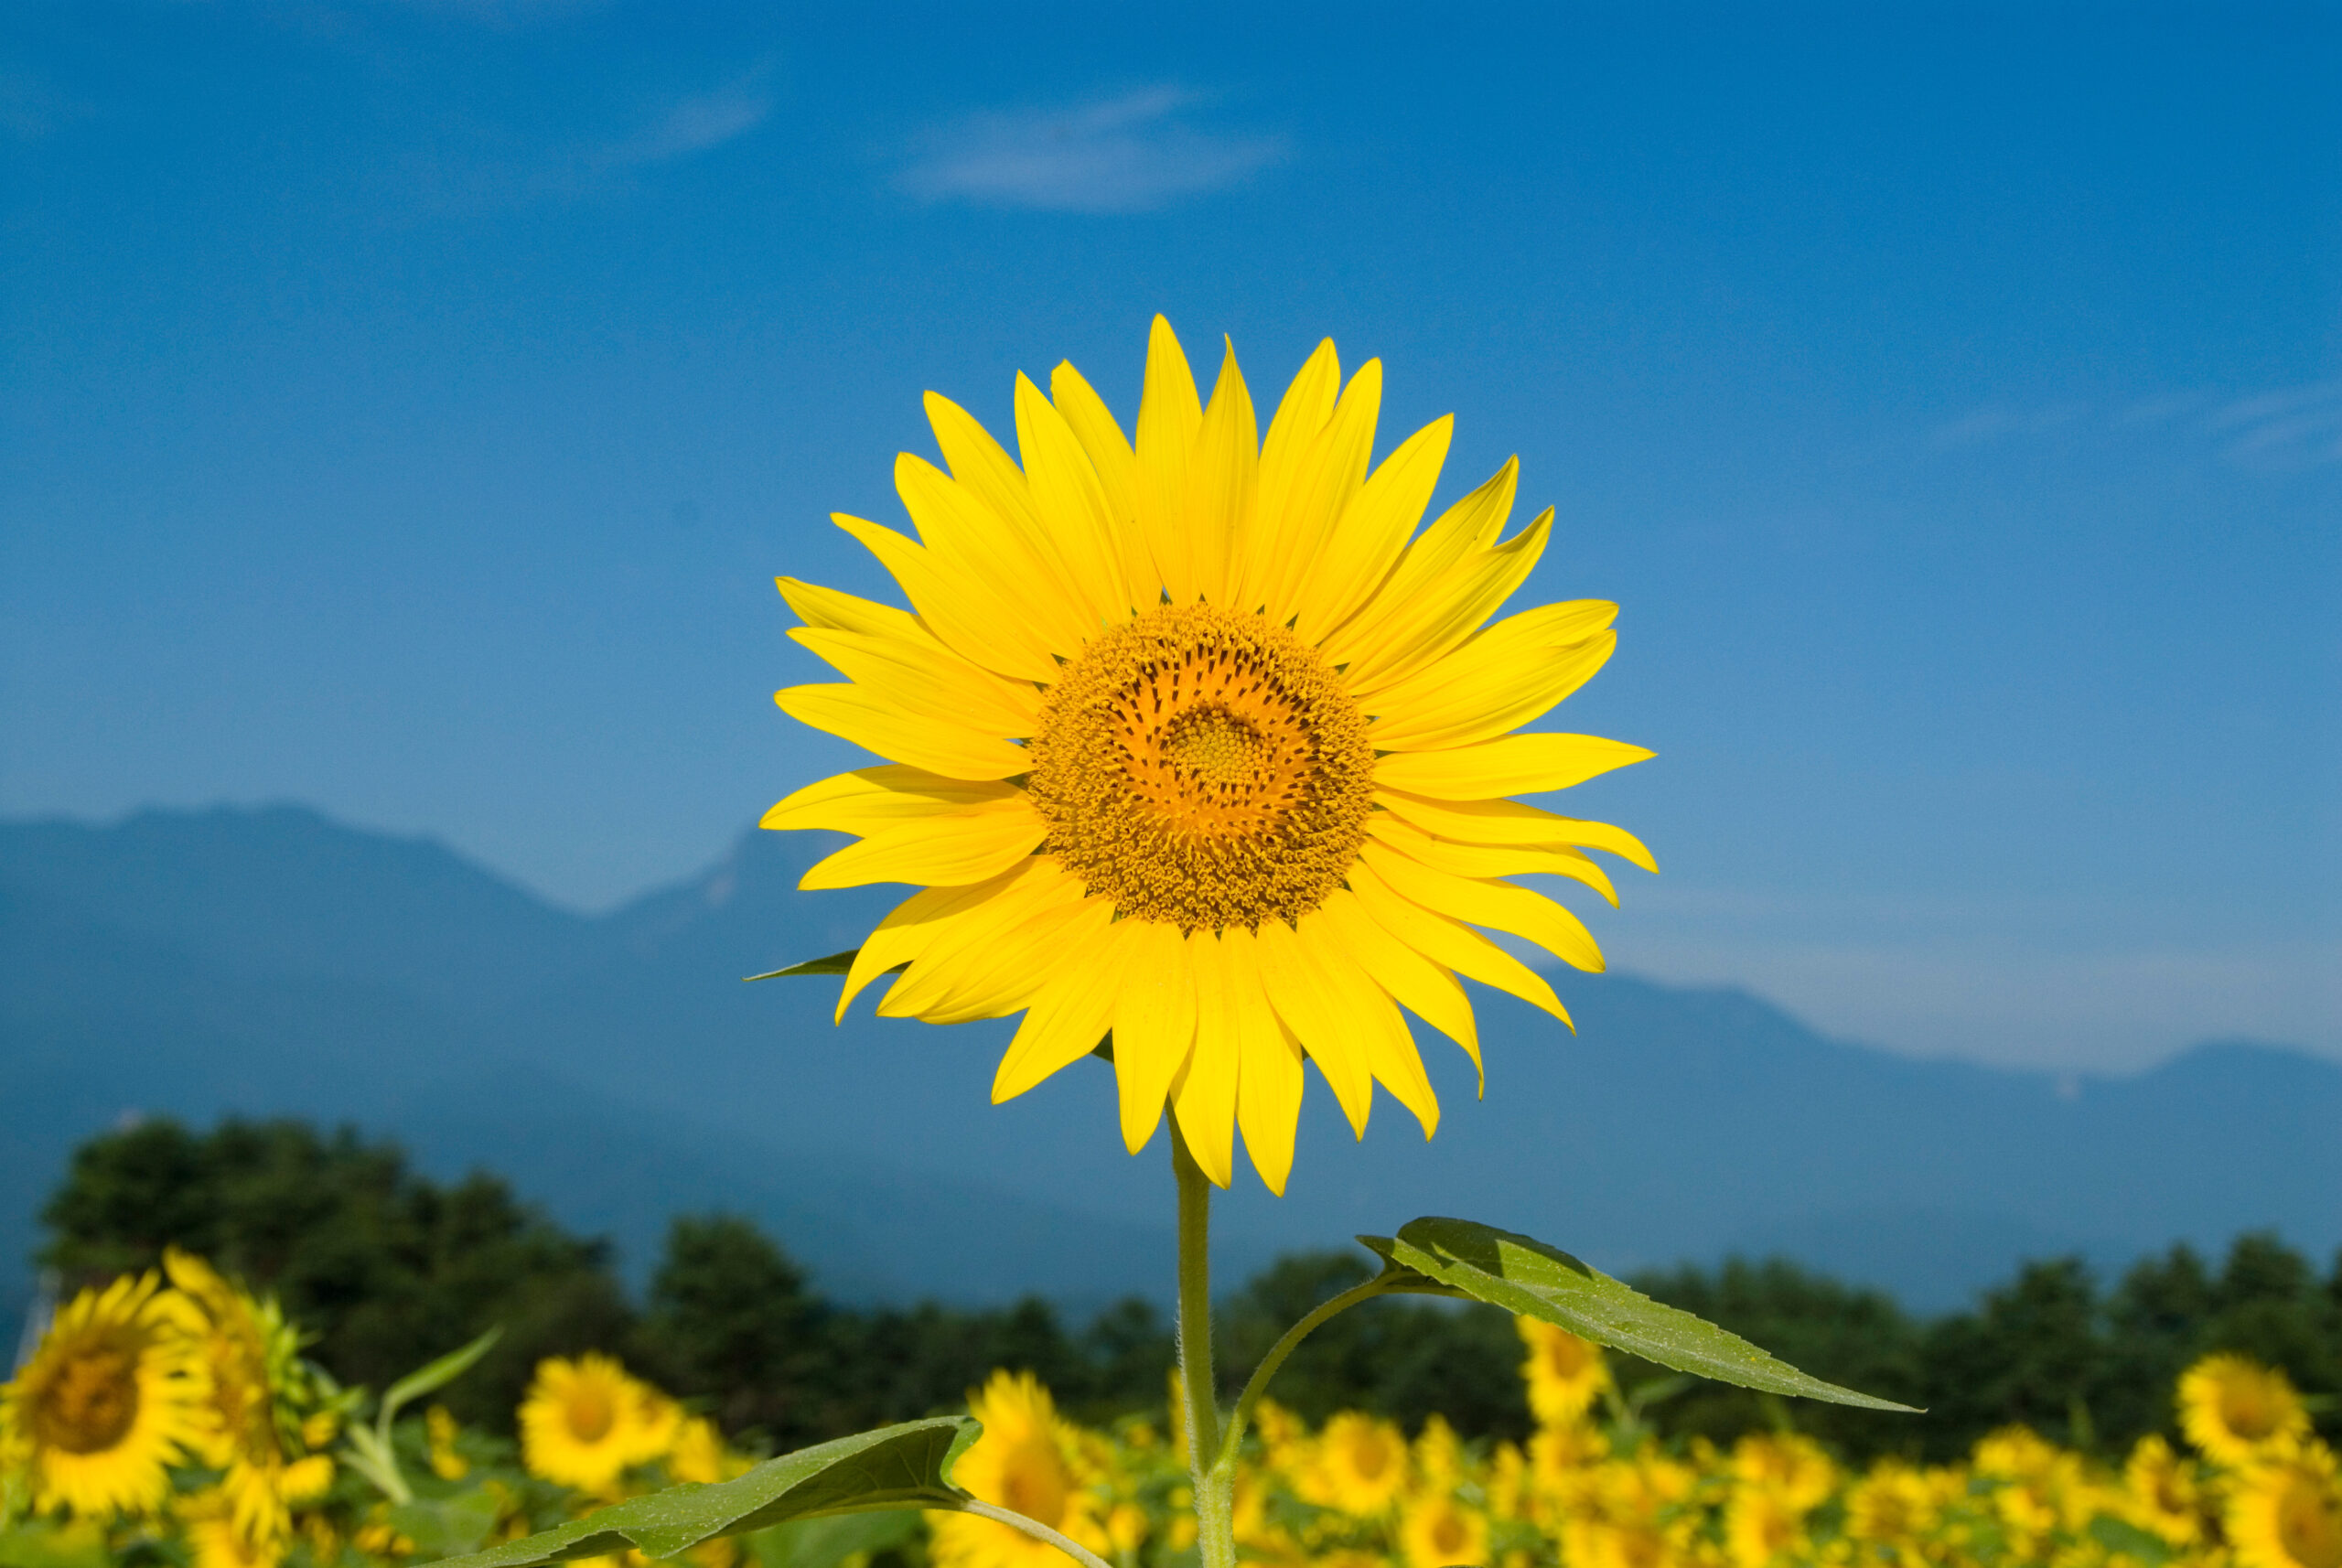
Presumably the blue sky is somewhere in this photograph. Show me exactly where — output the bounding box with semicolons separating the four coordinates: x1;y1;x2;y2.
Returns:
4;3;2336;1071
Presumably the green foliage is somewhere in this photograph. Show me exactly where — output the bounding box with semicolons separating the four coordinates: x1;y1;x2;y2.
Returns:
430;1420;977;1568
1366;1219;1918;1412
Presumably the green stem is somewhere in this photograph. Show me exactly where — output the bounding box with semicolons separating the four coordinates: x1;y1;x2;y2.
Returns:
1213;1277;1394;1476
1171;1126;1234;1568
958;1500;1117;1568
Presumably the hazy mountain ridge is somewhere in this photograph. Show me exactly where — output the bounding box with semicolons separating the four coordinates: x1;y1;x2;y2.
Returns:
3;805;2334;1323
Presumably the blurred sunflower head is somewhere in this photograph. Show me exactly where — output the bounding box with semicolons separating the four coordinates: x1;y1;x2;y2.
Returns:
1305;1412;1411;1517
2182;1354;2313;1467
2125;1433;2205;1547
517;1354;675;1495
1517;1317;1613;1427
2228;1441;2341;1568
2;1272;206;1520
163;1250;329;1543
931;1370;1106;1568
767;318;1653;1192
1730;1433;1835;1514
1398;1489;1489;1568
1845;1460;1939;1544
1724;1487;1807;1568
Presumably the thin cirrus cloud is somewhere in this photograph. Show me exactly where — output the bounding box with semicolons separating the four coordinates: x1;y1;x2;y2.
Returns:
897;86;1286;214
1928;381;2342;469
602;79;773;169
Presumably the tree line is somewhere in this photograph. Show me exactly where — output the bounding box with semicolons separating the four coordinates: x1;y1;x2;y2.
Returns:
33;1117;2341;1463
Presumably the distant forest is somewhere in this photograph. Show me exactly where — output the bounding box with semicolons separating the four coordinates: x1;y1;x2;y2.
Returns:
33;1116;2342;1464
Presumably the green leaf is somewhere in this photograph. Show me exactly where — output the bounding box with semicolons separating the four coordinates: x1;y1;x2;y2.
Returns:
748;1511;922;1568
744;950;859;981
381;1326;503;1431
1360;1218;1920;1413
0;1524;112;1568
2089;1516;2174;1565
427;1418;977;1568
391;1488;506;1562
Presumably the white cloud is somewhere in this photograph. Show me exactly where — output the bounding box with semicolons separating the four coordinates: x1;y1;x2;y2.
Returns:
897;86;1285;213
1928;380;2342;469
604;79;771;168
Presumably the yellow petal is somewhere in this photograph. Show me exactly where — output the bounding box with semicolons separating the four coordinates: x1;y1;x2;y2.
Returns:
800;794;1047;891
1173;931;1243;1188
1359;840;1606;972
992;920;1137;1101
1113;920;1198;1154
1374;790;1659;873
1252;916;1374;1137
832;512;1060;683
1135;315;1204;604
1292;413;1452;643
1238;338;1342;614
1295;909;1439;1138
1050;361;1154;615
839;871;1034;1021
1365;632;1616;752
791;627;1041;736
1220;927;1303;1195
1346;858;1574;1028
1317;888;1481;1089
762;766;1016;834
894;454;1092;661
1252;359;1381;623
1366;812;1618;906
775;577;924;640
1015;371;1136;624
1336;508;1552;693
881;865;1103;1022
1325;456;1517;659
774;684;1028;780
1185;339;1259;609
1373;731;1654;800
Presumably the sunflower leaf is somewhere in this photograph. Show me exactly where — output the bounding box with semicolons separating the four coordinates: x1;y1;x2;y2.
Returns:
424;1418;978;1568
1359;1219;1920;1412
744;950;860;981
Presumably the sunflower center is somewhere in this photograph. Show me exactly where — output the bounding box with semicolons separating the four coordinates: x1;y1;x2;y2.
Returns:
565;1388;616;1444
36;1344;141;1455
1027;603;1373;932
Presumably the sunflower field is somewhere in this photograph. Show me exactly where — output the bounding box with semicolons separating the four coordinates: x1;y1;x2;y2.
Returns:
5;1253;2337;1568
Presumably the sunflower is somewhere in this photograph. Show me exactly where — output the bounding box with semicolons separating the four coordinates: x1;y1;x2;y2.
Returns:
1;1272;207;1519
518;1355;677;1495
1730;1434;1835;1514
931;1370;1109;1568
1517;1318;1614;1427
1724;1487;1807;1568
765;318;1652;1191
2124;1434;2205;1547
2229;1442;2342;1568
163;1250;333;1545
1844;1460;1939;1548
1399;1490;1490;1567
1301;1412;1412;1517
2182;1354;2313;1467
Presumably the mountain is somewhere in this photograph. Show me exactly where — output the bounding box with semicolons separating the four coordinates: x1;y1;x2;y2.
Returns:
3;804;2336;1326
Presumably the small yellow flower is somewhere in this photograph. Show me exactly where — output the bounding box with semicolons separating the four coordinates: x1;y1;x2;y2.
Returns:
1301;1412;1411;1516
668;1415;734;1485
2182;1355;2312;1467
930;1371;1109;1568
1;1271;207;1520
2124;1434;2204;1546
1400;1489;1490;1567
1724;1487;1808;1568
2228;1441;2342;1568
426;1404;468;1480
184;1507;285;1568
1731;1433;1835;1513
1517;1318;1614;1427
518;1355;677;1495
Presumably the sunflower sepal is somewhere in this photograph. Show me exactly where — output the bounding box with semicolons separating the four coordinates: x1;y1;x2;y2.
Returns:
428;1418;981;1568
743;951;860;982
1359;1218;1921;1412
